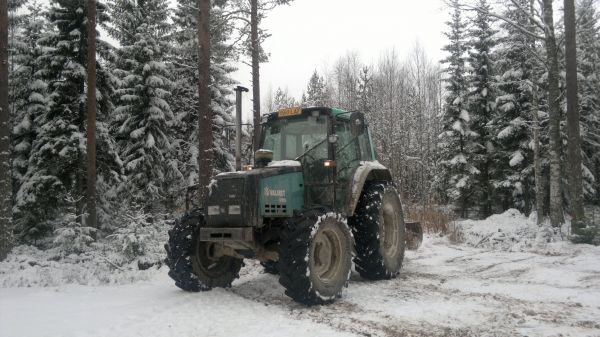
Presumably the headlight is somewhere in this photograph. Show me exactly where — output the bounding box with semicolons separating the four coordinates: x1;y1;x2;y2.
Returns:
228;205;241;215
207;205;220;215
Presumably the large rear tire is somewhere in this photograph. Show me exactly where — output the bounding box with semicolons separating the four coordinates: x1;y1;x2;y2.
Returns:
165;209;242;291
278;211;353;305
350;182;405;280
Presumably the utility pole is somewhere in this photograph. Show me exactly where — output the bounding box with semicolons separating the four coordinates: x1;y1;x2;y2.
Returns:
86;0;97;231
0;0;13;260
234;86;249;171
250;0;260;151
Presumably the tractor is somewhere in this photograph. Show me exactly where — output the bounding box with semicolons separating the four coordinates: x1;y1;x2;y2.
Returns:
165;107;422;305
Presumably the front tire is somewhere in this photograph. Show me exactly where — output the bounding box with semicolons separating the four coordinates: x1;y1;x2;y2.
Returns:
164;209;204;291
165;209;242;291
350;182;405;280
278;211;353;305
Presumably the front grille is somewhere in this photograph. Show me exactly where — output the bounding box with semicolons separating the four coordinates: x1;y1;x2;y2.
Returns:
264;204;287;215
205;177;246;227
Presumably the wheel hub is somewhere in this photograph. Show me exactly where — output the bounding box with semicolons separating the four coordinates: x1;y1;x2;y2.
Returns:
311;228;343;283
381;196;400;258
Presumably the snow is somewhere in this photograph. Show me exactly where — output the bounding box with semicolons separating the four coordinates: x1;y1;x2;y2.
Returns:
2;211;600;337
0;274;354;337
509;150;524;167
267;160;301;167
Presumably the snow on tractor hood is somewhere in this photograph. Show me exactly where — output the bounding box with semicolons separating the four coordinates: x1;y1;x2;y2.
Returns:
267;160;301;168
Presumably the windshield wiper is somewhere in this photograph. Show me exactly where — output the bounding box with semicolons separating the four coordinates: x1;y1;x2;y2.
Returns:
294;137;327;161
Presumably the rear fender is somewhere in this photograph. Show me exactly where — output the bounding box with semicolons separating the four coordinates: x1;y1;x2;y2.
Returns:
347;161;392;216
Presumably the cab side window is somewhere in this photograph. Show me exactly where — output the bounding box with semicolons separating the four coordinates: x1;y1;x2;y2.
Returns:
358;131;373;161
335;122;360;174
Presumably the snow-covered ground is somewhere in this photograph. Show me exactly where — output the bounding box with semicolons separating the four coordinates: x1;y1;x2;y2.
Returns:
1;211;600;337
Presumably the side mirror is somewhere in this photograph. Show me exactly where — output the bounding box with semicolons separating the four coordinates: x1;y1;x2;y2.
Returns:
349;112;365;137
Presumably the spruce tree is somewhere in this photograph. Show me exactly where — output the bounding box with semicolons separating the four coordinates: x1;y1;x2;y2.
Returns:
9;2;46;195
303;70;327;107
273;87;296;110
357;66;374;114
14;0;121;241
466;0;497;217
490;0;537;213
436;0;476;216
110;0;181;211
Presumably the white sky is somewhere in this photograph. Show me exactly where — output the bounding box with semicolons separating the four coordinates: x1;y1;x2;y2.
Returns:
234;0;449;119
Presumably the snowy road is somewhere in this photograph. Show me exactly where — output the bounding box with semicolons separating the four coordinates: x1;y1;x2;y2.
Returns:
2;237;600;337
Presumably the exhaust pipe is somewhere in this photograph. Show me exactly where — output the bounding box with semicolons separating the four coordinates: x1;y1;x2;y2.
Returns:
234;86;249;171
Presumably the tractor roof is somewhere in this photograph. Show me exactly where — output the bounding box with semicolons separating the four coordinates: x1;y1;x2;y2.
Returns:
263;107;354;123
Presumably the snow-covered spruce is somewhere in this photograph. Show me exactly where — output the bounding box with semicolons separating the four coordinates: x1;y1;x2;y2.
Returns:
350;182;405;279
278;211;353;305
165;209;242;292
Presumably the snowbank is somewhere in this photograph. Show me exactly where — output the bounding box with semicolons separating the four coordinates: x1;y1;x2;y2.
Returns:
451;209;592;254
0;245;164;288
0;217;170;288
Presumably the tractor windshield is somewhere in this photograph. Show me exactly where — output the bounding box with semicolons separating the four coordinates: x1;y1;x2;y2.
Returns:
262;114;328;161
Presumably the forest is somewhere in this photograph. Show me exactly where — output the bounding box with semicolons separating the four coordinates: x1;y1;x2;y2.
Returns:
265;0;600;242
0;0;599;263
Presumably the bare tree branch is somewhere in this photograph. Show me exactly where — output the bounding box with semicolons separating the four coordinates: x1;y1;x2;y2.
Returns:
458;2;545;40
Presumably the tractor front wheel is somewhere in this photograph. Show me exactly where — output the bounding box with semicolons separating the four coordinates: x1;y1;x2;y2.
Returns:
165;209;242;291
350;182;406;280
278;211;353;305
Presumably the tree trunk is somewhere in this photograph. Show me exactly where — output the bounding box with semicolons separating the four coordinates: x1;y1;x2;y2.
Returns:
86;0;97;231
542;0;564;227
251;0;260;152
196;0;212;203
532;85;545;225
0;0;13;260
563;0;586;233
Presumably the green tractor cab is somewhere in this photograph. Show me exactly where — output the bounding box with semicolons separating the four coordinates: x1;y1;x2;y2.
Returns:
165;107;420;305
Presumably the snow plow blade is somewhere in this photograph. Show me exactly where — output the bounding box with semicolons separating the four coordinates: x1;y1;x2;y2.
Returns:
405;221;423;250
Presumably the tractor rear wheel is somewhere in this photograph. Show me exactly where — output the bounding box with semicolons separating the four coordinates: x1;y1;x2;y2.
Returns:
350;182;405;280
165;209;242;291
278;211;353;305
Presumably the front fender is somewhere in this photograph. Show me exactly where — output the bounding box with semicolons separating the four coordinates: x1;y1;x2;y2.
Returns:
346;161;392;216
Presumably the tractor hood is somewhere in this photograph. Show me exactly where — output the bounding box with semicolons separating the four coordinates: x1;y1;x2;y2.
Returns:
205;163;303;228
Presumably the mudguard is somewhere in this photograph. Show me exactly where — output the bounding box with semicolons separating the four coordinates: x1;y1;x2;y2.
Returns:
347;161;393;216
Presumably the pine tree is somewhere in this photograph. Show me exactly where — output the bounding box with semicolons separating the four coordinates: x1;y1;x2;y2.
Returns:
436;0;476;216
170;0;236;192
576;0;600;206
466;0;497;217
110;0;181;212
